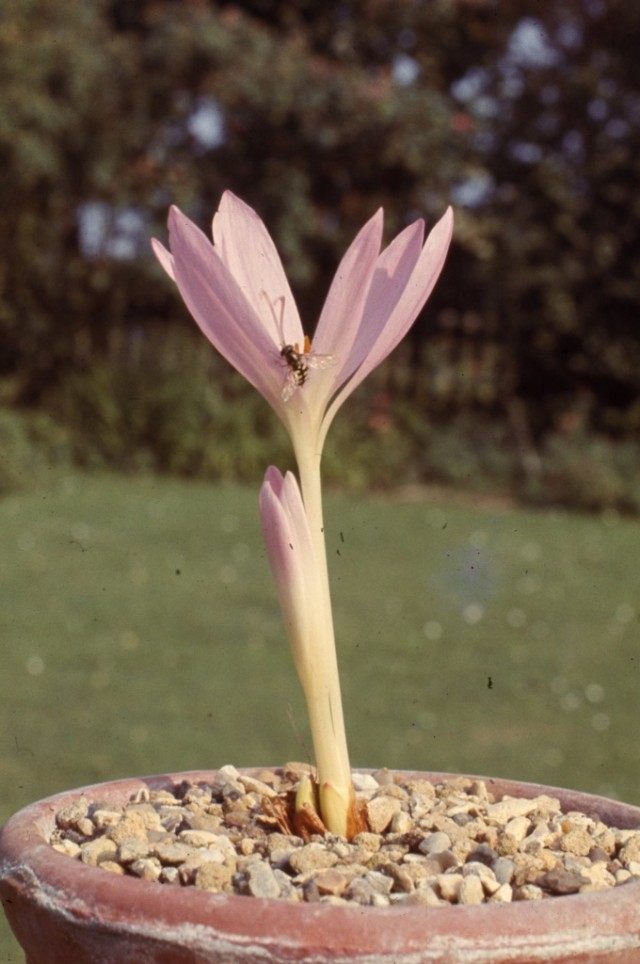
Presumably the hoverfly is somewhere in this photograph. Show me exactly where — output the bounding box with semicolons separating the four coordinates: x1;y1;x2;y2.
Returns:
260;291;335;403
279;337;335;402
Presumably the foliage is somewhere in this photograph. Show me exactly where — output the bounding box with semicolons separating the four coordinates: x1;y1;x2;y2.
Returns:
467;0;640;436
33;327;640;515
0;405;71;495
0;0;457;388
1;0;639;505
44;327;293;479
526;432;640;515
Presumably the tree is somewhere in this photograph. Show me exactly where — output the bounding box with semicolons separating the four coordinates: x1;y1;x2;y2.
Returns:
462;0;640;433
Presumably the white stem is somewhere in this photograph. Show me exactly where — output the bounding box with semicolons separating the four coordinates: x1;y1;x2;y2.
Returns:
292;433;352;822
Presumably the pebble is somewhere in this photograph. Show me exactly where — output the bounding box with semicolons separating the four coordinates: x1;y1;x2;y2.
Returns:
118;837;150;863
151;841;195;865
51;838;81;858
390;811;413;835
620;835;640;865
289;843;338;875
314;868;349;896
372;768;394;786
487;797;539;823
49;768;640;908
515;883;543;900
459;874;484;904
383;862;414;893
538;868;587;895
490;864;514;895
419;831;452;855
130;857;162;881
402;884;443;906
183;812;222;832
92;809;124;830
177;829;220;847
346;871;393;905
56;799;89;830
366;797;401;833
120;802;162;830
579;862;616;890
195;860;235;891
462;861;500;895
107;813;149;845
504;816;530;844
178;850;233;884
246;861;281;898
273;868;299;900
160;866;180;884
437;872;463;902
351;773;379;792
80;838;117;866
561;828;593;856
491;883;513;902
353;832;381;853
237;774;277;798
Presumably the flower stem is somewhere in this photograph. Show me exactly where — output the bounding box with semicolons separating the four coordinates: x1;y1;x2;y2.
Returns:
292;437;352;836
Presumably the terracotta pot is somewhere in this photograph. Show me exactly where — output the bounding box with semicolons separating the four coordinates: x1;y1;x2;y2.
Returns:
1;769;639;963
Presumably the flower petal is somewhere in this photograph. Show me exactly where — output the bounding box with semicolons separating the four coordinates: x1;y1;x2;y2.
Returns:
168;206;282;407
151;238;176;281
331;218;425;391
213;191;304;348
280;470;316;564
323;206;453;428
312;209;383;363
259;468;316;675
264;464;285;497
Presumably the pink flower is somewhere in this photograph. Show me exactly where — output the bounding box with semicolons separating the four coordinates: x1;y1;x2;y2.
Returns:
153;191;452;448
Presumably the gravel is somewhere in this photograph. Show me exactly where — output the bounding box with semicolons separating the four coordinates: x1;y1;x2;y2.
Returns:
48;766;640;907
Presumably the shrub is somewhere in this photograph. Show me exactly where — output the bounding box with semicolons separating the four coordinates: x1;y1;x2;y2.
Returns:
45;327;293;480
526;432;640;514
25;327;640;517
0;406;72;495
417;413;518;495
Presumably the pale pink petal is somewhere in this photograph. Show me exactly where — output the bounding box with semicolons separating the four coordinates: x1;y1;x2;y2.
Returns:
312;209;383;364
324;206;453;425
264;464;285;497
331;219;424;390
280;470;316;563
151;238;176;281
260;468;317;603
168;206;282;407
213;191;304;348
259;470;314;670
260;476;307;611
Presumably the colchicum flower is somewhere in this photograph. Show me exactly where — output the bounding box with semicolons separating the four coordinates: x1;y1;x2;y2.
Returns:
154;192;453;835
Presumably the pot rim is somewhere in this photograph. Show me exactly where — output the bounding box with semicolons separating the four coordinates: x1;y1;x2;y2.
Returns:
2;768;639;960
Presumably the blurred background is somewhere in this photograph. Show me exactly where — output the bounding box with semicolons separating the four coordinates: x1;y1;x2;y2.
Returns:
1;0;640;955
2;0;640;504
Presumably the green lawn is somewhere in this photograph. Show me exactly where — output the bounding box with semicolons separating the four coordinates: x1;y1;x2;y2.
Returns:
1;472;639;958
